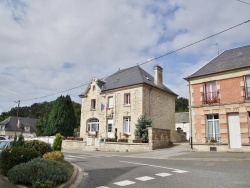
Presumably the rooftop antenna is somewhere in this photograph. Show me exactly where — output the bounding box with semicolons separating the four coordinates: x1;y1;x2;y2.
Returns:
214;43;219;55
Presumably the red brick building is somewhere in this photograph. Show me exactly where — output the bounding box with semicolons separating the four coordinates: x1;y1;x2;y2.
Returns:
185;45;250;152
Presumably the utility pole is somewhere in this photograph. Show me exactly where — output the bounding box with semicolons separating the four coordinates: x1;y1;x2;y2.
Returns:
14;100;20;135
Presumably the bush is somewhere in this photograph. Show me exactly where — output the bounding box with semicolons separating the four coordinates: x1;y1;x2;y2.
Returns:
12;134;25;148
43;151;64;161
118;139;128;143
105;138;117;142
0;147;39;175
32;180;54;188
52;133;62;151
7;158;69;186
24;140;52;156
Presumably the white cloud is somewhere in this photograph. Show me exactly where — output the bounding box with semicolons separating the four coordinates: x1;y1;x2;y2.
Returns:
0;0;250;113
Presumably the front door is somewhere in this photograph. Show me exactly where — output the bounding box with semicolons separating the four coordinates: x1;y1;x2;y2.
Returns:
228;113;241;149
107;119;114;138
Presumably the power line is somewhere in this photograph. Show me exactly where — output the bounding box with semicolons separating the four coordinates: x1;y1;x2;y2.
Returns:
18;19;250;103
237;0;250;5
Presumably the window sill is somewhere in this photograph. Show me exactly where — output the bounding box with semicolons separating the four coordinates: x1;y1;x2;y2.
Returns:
90;109;96;111
124;104;131;107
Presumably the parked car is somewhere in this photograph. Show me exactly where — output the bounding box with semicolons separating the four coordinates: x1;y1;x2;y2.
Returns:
0;135;9;140
0;140;13;153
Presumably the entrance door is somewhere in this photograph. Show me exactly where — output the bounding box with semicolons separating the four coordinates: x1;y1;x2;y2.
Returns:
228;113;241;149
107;119;114;138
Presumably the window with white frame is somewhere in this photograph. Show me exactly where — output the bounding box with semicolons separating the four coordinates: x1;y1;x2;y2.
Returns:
24;126;30;132
87;118;99;134
108;96;113;108
91;99;96;110
0;125;4;130
206;114;220;142
204;82;218;104
245;76;250;98
124;93;130;105
123;117;131;133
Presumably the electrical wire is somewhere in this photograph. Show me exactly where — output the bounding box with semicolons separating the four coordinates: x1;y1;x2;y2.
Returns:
15;19;250;103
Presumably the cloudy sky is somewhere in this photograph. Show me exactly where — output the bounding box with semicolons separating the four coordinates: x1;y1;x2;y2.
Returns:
0;0;250;114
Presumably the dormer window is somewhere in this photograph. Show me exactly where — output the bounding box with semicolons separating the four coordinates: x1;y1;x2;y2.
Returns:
24;126;30;132
92;85;96;91
91;99;96;110
0;125;4;130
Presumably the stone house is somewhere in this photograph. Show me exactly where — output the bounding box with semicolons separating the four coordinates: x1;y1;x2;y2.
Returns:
0;116;36;138
185;45;250;152
79;65;177;145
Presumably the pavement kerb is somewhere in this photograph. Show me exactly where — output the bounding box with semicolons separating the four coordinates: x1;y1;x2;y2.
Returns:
58;161;81;188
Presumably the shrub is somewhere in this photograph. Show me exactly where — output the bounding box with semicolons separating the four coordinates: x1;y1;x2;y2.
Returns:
7;158;69;186
11;134;25;148
43;151;64;161
0;147;39;175
52;133;62;151
118;139;128;143
105;138;117;142
24;140;52;156
135;113;152;143
32;180;54;188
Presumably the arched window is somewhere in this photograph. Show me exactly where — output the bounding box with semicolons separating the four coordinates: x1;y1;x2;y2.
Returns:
87;118;99;133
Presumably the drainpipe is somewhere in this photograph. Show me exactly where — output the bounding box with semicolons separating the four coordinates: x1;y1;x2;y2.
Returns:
188;81;193;150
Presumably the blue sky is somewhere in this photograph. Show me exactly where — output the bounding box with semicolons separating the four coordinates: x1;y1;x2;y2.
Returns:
0;0;250;113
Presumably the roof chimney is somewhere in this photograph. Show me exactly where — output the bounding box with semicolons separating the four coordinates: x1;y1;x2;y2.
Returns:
154;64;163;87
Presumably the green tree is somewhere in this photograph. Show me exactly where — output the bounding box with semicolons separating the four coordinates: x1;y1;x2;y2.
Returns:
175;97;189;112
135;113;152;143
35;116;47;136
44;95;76;137
52;133;62;151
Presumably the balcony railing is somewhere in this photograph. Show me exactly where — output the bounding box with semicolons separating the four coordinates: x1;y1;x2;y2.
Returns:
203;91;219;104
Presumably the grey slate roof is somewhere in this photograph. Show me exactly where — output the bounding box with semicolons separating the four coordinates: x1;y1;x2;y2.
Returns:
185;45;250;80
101;66;177;95
175;112;189;123
0;116;36;132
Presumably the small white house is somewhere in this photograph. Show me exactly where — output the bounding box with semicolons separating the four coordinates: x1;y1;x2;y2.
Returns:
175;112;190;140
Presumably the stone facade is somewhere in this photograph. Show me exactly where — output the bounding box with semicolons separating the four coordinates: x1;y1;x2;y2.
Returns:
79;65;176;148
188;68;250;152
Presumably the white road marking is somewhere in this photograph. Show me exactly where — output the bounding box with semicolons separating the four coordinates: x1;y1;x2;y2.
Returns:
155;173;173;177
120;161;180;171
96;186;109;188
172;170;188;173
135;176;155;181
114;180;136;186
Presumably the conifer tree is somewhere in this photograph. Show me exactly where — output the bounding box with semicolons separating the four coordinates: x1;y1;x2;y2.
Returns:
44;95;76;137
135;113;152;143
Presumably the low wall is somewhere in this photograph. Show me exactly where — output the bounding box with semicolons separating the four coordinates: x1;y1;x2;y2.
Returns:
193;144;250;152
99;142;151;152
149;127;171;149
24;136;55;145
62;140;86;150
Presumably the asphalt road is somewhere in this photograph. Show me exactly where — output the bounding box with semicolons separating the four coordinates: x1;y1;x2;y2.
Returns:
63;146;250;188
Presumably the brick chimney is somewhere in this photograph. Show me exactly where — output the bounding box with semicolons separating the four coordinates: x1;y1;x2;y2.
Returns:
154;64;163;87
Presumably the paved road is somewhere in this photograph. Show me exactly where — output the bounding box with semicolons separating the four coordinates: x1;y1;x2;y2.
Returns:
63;143;250;188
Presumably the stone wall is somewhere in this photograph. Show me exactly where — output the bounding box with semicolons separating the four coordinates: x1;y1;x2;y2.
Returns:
172;128;187;142
148;127;171;149
99;142;151;152
62;140;86;150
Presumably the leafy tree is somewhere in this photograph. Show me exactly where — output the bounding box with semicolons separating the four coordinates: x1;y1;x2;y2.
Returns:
44;95;77;137
35;116;47;136
52;133;62;151
175;97;189;112
135;113;152;143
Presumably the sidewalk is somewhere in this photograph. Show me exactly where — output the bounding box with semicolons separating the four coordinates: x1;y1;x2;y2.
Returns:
0;176;20;188
121;142;250;161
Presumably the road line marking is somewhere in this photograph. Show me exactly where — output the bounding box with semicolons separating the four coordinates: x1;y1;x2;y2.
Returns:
172;170;188;173
114;180;136;186
120;161;179;171
155;173;172;177
135;176;155;181
96;186;109;188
